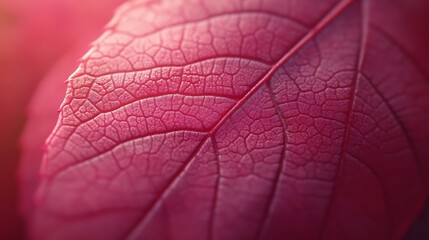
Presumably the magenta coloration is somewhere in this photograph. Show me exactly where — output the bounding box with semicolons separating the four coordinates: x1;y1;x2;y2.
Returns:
28;0;429;239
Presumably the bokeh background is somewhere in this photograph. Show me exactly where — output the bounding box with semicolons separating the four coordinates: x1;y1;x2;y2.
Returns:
0;0;124;238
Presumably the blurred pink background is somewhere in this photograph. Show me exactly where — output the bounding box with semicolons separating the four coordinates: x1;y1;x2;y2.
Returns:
0;0;124;238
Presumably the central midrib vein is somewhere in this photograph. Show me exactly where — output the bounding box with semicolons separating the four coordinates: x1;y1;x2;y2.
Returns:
208;0;354;136
125;0;354;239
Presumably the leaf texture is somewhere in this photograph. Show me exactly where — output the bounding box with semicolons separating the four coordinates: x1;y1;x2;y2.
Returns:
31;0;429;239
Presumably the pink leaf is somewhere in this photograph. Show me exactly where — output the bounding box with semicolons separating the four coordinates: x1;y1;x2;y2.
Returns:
28;0;429;239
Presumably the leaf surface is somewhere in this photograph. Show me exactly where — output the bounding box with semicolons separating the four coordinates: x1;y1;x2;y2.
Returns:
31;0;429;239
